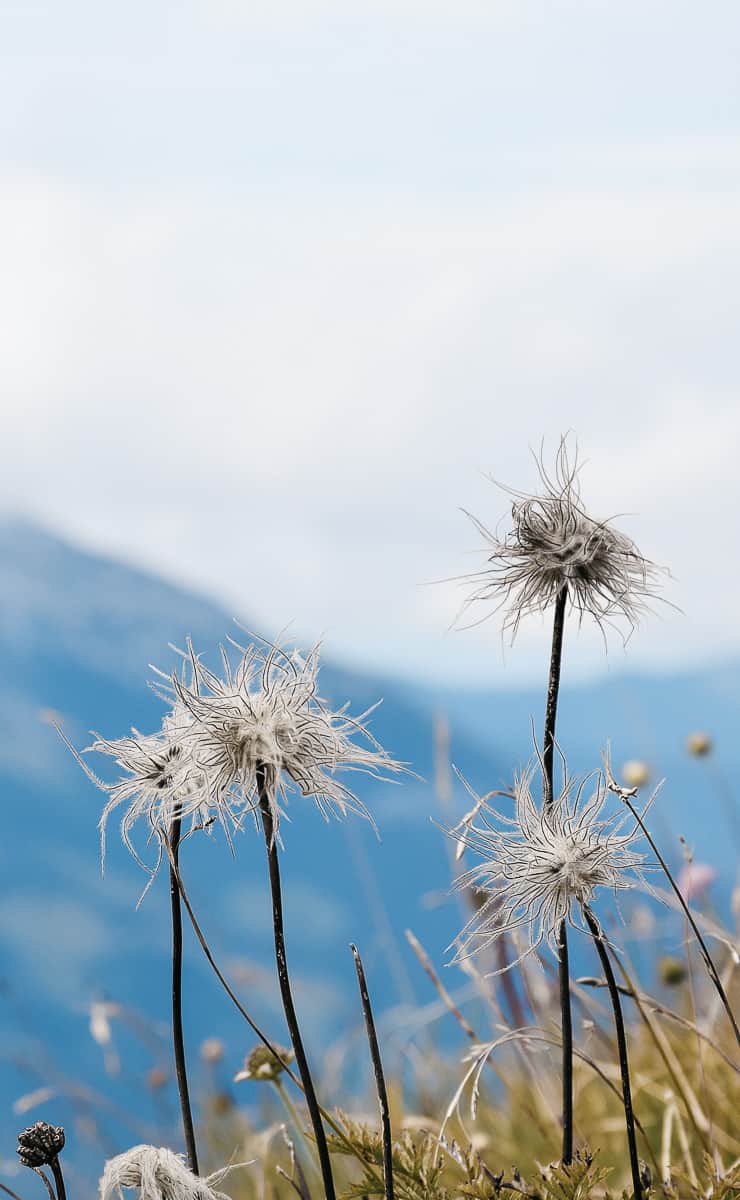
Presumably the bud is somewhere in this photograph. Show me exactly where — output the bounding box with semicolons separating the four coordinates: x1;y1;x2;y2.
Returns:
658;956;687;987
233;1043;294;1083
621;760;650;789
17;1122;65;1168
200;1038;225;1065
686;731;712;757
209;1091;234;1117
640;1161;652;1192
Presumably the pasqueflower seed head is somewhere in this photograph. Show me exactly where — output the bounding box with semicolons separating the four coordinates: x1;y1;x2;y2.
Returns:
99;1145;245;1200
168;635;404;830
451;764;652;970
458;438;665;640
61;703;210;876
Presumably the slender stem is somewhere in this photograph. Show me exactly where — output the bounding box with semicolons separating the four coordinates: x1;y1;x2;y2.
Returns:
168;816;199;1174
49;1161;66;1200
609;954;711;1152
556;918;573;1163
257;766;336;1200
543;585;573;1164
543;585;568;808
619;793;740;1049
165;837;389;1195
351;945;395;1200
0;1184;26;1200
274;1077;321;1183
31;1172;55;1200
583;907;642;1200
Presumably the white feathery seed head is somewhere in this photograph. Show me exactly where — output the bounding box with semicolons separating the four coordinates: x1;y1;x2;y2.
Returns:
451;762;653;970
458;437;665;640
99;1145;251;1200
62;633;403;879
60;703;210;877
166;634;405;831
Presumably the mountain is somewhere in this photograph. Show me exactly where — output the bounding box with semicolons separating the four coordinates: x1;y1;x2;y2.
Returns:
0;518;737;1190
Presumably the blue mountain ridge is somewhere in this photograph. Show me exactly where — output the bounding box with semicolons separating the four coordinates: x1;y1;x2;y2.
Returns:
0;519;737;1191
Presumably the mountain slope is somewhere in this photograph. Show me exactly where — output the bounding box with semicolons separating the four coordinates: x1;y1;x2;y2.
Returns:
0;518;737;1188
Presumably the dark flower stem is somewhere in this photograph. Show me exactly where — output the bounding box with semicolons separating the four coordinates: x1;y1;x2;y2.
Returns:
618;792;740;1050
165;841;389;1194
351;944;395;1200
257;765;336;1200
168;814;199;1175
543;586;568;808
543;584;573;1164
49;1161;66;1200
582;907;642;1200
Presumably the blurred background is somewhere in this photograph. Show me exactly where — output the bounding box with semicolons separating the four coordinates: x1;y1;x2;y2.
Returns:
0;1;739;1192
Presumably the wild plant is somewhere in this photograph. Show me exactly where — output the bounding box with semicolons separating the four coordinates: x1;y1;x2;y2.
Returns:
7;438;737;1200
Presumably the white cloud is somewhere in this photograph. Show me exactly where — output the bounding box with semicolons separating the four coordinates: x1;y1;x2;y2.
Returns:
1;3;739;684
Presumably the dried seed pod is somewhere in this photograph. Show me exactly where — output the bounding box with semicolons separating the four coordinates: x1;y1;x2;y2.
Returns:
17;1121;65;1169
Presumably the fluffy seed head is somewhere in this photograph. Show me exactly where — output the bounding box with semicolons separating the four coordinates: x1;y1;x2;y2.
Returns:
452;763;652;969
60;703;211;877
99;1145;244;1200
168;636;404;829
458;438;665;640
63;634;403;880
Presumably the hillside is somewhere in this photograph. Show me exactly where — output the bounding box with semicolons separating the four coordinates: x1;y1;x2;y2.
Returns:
0;519;737;1188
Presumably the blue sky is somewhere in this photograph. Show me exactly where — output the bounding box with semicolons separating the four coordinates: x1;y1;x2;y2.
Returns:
1;1;739;684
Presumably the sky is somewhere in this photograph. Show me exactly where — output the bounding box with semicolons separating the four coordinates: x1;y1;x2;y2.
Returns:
1;1;739;685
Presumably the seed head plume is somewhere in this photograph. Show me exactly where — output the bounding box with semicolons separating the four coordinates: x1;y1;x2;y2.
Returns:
99;1145;251;1200
61;633;404;877
58;703;210;879
458;437;665;640
167;634;405;831
451;760;654;970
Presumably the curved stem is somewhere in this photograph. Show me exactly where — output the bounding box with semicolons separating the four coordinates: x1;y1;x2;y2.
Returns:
618;793;740;1049
544;585;573;1164
351;945;394;1200
583;907;642;1200
168;816;199;1174
257;766;336;1200
30;1173;54;1200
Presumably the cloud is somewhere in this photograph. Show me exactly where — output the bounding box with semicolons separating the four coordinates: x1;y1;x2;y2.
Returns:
1;2;739;683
